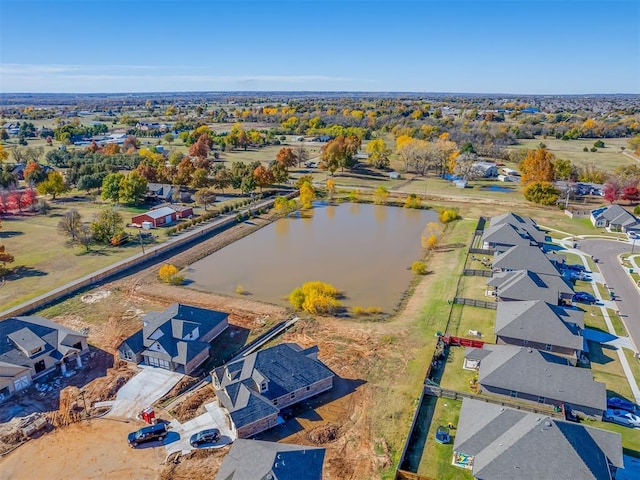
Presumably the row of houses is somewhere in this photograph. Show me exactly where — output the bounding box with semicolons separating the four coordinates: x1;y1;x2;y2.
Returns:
449;212;621;479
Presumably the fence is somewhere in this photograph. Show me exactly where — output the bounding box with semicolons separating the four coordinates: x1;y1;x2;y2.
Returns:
0;192;297;321
453;297;497;309
395;470;436;480
462;269;492;277
469;247;493;255
441;335;485;348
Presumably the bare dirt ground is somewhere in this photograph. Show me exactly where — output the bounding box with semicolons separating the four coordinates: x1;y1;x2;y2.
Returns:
0;418;166;480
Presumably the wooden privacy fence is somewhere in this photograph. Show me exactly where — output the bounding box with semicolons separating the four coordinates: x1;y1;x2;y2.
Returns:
469;247;493;255
395;469;436;480
453;297;497;309
463;269;493;277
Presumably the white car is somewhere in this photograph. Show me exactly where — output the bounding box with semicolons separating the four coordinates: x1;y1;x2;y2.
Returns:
603;409;640;428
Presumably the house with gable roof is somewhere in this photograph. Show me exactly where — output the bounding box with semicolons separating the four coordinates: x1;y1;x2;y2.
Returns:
216;439;325;480
212;343;334;438
492;245;561;276
591;204;640;233
494;300;585;364
117;303;228;374
482;213;547;252
452;398;623;479
465;344;606;418
0;316;89;401
487;269;574;305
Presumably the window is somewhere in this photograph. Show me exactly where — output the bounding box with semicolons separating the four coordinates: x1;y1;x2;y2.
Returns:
290;392;296;399
537;396;546;403
122;350;134;361
510;391;518;398
260;382;267;392
30;346;43;356
545;344;553;351
34;359;46;374
522;340;529;345
306;386;310;391
273;399;278;405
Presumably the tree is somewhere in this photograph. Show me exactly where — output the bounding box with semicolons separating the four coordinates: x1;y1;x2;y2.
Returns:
365;139;391;169
190;168;211;189
554;158;574;181
294;142;309;167
158;264;184;285
77;173;104;193
275;147;297;168
122;135;139;152
37;171;68;200
373;185;389;205
519;147;555;186
101;172;124;203
288;281;342;315
411;261;427;274
523;181;560;206
274;196;298;215
175;157;195;186
299;180;315;209
603;181;621;204
194;189;217;210
212;166;233;193
421;222;443;249
0;144;8;163
451;152;480;180
91;207;124;243
253;165;274;191
269;162;289;184
320;135;360;173
58;208;83;242
76;224;93;251
24;162;47;186
404;193;421;209
188;133;211;159
326;178;336;200
119;171;147;205
163;133;175;144
0;221;14;276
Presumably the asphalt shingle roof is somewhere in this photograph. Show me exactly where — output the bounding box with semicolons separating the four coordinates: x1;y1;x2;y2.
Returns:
488;270;573;304
453;398;623;480
493;245;560;276
216;439;325;480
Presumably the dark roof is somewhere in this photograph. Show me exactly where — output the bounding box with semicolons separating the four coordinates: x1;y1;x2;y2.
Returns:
468;345;606;412
216;439;325;480
492;245;560;276
488;270;574;304
119;303;228;366
213;343;334;428
495;300;584;351
488;212;546;244
453;398;623;480
0;316;87;369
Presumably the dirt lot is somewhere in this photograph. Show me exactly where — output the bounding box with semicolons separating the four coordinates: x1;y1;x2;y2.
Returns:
0;418;166;480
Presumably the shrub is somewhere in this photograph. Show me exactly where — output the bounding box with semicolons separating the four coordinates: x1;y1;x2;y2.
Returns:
411;261;427;274
167;227;177;235
365;306;383;315
288;281;342;315
235;284;245;295
404;194;421;209
158;264;184;285
439;209;459;223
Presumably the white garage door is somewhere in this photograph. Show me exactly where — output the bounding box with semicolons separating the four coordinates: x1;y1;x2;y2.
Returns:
14;375;31;391
147;357;171;369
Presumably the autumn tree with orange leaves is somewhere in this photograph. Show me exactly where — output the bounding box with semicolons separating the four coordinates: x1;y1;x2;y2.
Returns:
519;147;555;186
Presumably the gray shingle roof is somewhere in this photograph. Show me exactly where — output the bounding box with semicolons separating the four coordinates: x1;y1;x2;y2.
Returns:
216;439;325;480
488;213;547;244
0;316;87;369
488;270;573;304
493;245;560;276
495;300;584;351
213;343;334;429
467;345;606;412
453;398;623;480
120;303;228;366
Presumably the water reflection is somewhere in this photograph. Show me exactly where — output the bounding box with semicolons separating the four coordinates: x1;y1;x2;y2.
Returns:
186;204;438;311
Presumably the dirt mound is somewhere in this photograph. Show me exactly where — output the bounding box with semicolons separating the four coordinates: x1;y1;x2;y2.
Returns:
81;290;111;303
306;422;341;444
169;385;216;423
163;376;200;400
0;429;27;455
83;361;136;402
159;446;227;480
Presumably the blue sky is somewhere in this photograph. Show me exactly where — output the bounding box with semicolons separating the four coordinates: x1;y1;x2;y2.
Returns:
0;0;638;94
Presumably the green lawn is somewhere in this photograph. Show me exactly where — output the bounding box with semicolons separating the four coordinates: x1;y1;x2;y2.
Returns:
448;304;495;342
417;398;473;480
438;347;477;393
587;341;634;400
622;348;640;388
455;275;491;302
583;306;608;332
607;309;628;337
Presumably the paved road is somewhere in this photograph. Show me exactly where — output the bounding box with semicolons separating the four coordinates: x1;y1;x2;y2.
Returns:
580;239;640;351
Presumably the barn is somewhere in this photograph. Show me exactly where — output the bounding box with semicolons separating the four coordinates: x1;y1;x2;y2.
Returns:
132;206;178;227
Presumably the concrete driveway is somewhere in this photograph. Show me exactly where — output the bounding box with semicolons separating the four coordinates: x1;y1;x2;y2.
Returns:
165;399;235;456
106;366;184;419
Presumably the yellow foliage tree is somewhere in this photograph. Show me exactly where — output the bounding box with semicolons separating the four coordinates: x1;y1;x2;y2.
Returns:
326;178;336;200
158;264;184;285
424;234;439;250
299;181;315;209
289;281;342;315
439;209;459;223
373;186;389;205
411;261;427;274
404;194;421;209
519;147;555;186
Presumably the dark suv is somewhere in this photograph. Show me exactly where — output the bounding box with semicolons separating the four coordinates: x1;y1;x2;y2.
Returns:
127;423;168;447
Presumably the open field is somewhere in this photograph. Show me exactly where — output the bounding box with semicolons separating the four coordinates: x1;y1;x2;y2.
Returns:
510;137;634;171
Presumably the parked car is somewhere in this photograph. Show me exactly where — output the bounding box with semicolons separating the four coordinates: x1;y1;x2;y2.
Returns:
434;426;451;444
566;264;586;272
190;428;221;447
603;409;640;428
127;423;168;447
573;292;596;304
607;397;637;413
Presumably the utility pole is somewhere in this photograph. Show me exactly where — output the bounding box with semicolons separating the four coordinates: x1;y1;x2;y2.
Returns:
138;230;145;255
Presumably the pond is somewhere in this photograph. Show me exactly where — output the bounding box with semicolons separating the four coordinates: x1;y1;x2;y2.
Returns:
184;203;439;312
479;185;515;193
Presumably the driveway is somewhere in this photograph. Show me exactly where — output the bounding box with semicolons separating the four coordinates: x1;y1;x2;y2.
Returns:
165;400;235;456
580;239;640;351
106;366;184;419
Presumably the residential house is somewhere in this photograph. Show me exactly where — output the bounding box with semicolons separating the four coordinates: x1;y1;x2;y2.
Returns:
212;343;334;438
131;206;178;227
590;205;640;233
487;269;574;305
465;344;606;418
492;245;561;276
117;303;228;374
146;183;174;202
471;161;498;178
0;316;89;401
452;398;623;479
215;439;325;480
483;213;547;250
495;300;584;364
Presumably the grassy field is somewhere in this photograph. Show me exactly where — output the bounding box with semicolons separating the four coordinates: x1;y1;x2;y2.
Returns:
417;398;473;480
447;304;496;342
455;275;490;301
510;137;633;171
